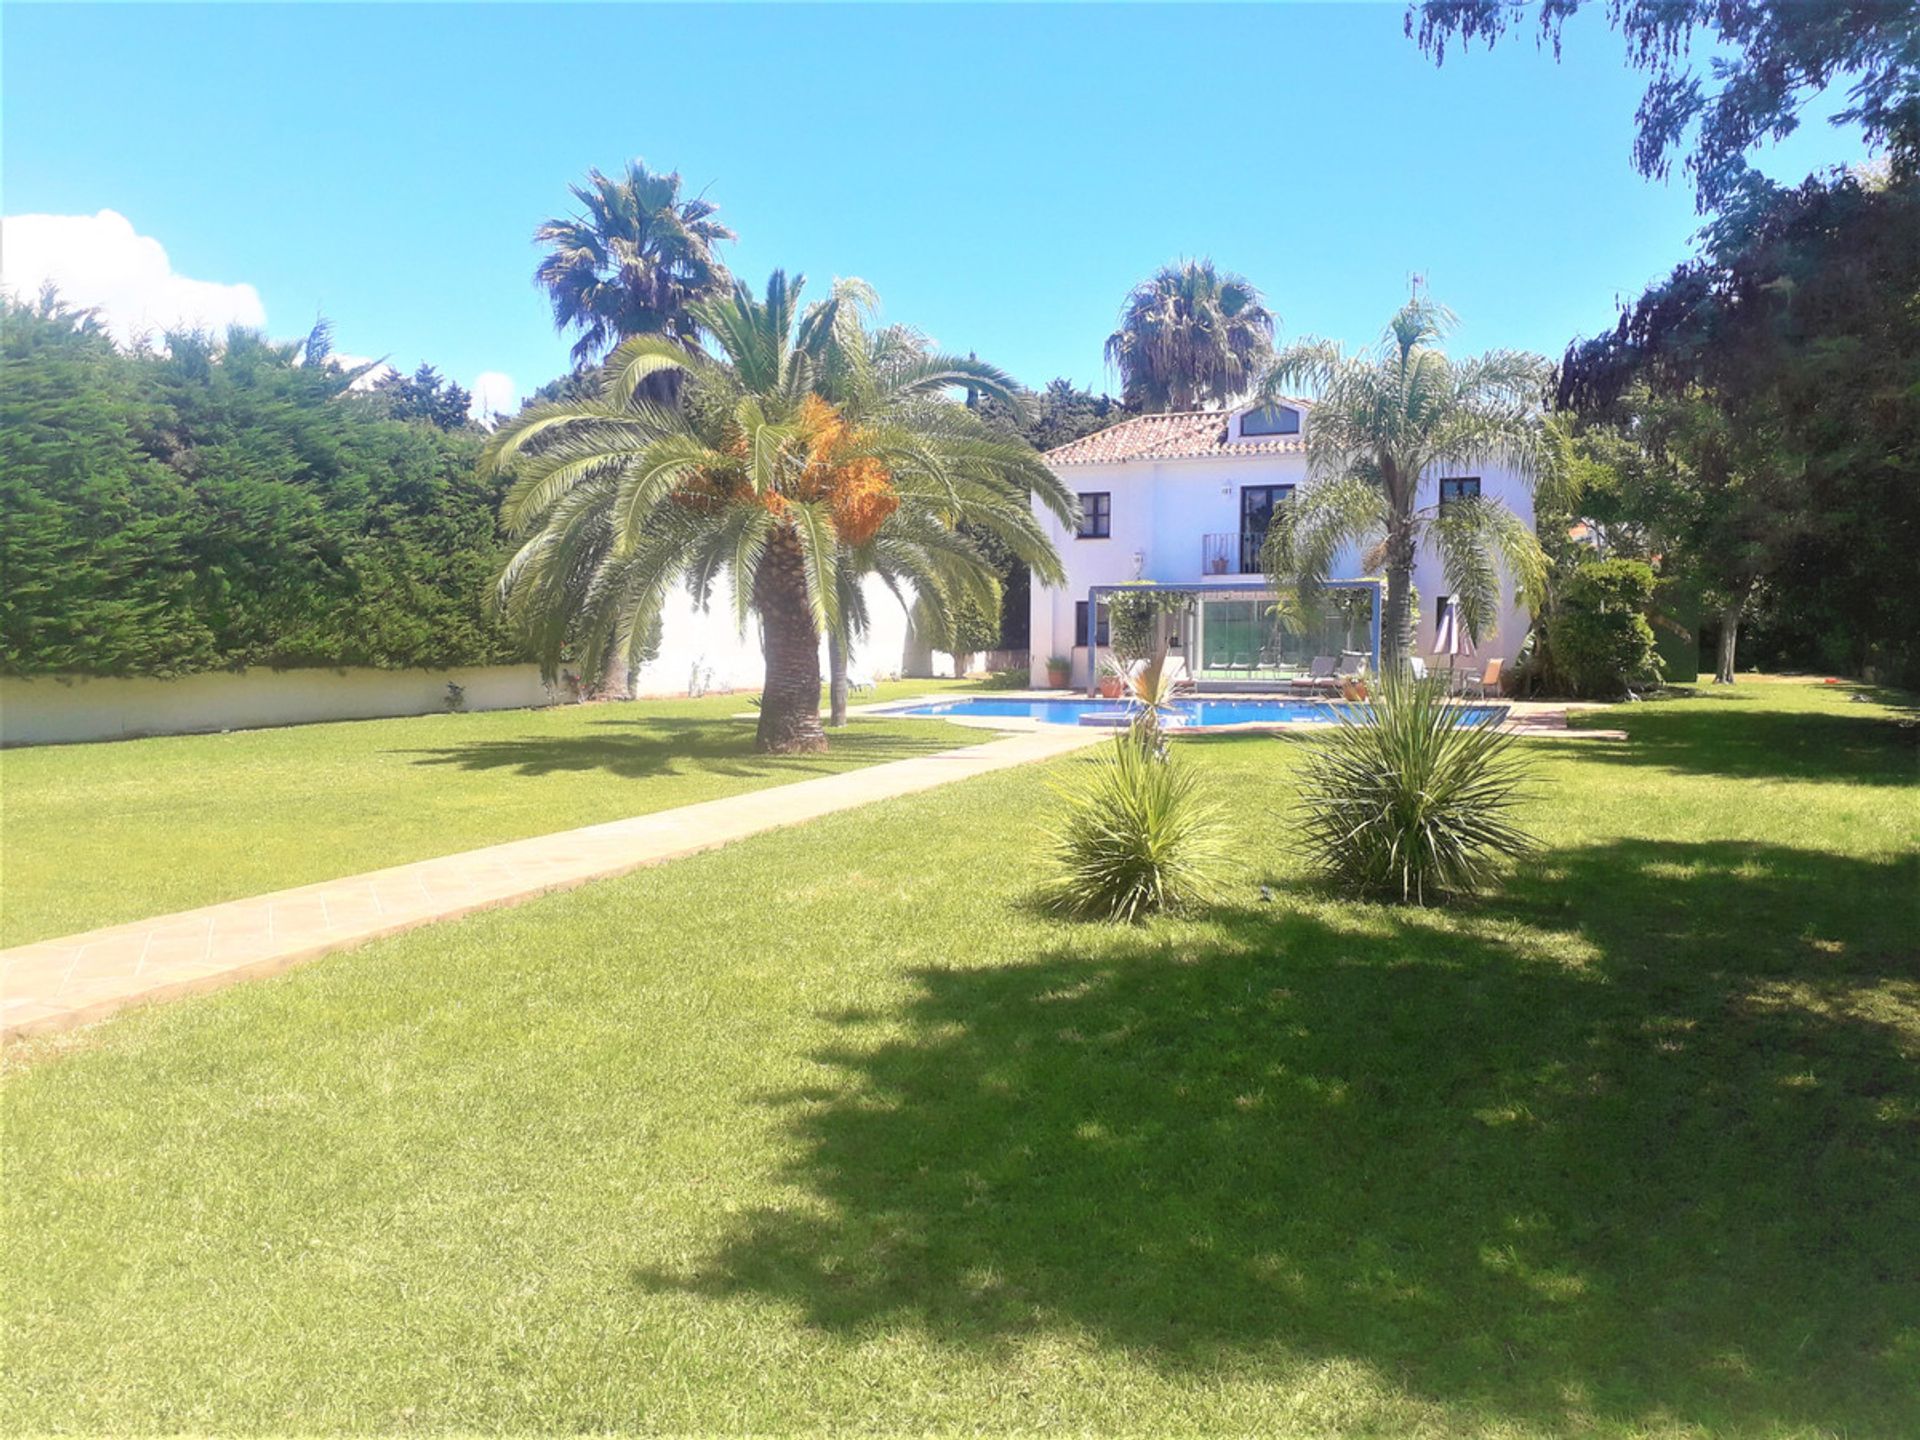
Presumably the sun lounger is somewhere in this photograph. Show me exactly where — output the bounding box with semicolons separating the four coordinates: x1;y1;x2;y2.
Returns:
1289;655;1339;694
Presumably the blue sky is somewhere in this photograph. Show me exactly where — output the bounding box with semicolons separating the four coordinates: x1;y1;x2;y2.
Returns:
3;3;1872;414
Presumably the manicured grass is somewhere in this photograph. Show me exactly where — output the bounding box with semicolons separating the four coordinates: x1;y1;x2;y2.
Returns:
0;678;989;946
3;679;1915;1435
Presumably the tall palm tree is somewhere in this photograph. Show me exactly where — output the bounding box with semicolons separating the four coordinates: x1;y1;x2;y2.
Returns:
482;271;1073;753
1258;299;1549;674
799;286;1049;724
1104;260;1275;411
534;160;734;370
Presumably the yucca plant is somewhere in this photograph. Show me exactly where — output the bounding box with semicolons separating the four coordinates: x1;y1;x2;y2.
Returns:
1106;650;1185;759
1292;678;1534;905
1041;738;1230;923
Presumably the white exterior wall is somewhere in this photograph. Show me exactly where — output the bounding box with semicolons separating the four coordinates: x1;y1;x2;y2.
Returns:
3;578;931;747
1030;439;1535;686
0;664;552;747
628;573;922;696
1406;468;1534;664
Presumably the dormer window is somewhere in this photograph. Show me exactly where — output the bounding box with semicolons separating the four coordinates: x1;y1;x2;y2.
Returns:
1240;404;1300;438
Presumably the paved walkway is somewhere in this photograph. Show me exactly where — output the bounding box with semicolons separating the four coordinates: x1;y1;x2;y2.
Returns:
2;726;1103;1042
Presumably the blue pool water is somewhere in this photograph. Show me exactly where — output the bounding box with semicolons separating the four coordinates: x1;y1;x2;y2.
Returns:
881;697;1510;729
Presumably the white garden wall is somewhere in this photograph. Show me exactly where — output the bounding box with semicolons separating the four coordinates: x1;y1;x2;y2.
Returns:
0;665;552;746
3;577;946;747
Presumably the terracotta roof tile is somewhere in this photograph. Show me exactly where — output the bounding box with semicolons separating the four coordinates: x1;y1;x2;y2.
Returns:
1044;406;1311;465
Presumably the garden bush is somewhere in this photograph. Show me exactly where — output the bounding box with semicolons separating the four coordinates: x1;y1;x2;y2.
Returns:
1547;558;1663;698
1040;736;1229;922
1106;584;1195;666
1293;678;1534;905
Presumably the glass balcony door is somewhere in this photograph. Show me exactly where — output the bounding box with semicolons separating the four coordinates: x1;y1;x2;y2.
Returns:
1238;485;1293;573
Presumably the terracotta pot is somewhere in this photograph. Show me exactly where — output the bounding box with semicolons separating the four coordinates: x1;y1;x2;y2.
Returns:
1046;664;1070;689
1097;676;1125;699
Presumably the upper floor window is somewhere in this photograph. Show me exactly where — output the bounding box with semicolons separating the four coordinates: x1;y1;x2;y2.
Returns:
1076;491;1111;539
1439;476;1481;509
1238;484;1294;573
1240;405;1301;437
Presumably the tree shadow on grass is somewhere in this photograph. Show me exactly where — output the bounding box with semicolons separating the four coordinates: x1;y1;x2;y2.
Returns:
637;839;1919;1435
1564;688;1919;787
393;720;965;781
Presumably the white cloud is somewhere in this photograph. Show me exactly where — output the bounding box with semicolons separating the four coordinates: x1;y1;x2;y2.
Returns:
468;371;517;423
4;211;508;421
1;209;266;346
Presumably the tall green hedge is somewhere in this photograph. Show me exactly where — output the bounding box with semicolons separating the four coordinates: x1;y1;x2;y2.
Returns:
1547;558;1663;698
0;298;527;678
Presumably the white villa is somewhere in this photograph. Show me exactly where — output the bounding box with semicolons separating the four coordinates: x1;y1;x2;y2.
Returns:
1028;401;1536;689
607;397;1539;702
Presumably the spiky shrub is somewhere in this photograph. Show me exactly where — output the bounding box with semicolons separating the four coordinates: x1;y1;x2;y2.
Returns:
1098;652;1184;759
1293;678;1535;905
1041;738;1230;922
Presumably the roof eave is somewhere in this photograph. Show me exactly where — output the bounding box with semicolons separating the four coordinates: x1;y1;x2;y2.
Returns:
1047;445;1308;468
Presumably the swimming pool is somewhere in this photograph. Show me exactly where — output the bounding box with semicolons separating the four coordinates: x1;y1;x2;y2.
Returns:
880;696;1511;729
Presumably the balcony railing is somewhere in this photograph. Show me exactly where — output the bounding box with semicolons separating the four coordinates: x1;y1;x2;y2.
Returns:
1201;531;1268;576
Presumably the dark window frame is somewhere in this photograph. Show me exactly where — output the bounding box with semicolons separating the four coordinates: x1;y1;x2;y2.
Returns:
1435;593;1454;636
1240;405;1301;437
1075;491;1111;539
1074;600;1111;648
1438;476;1481;509
1238;483;1294;573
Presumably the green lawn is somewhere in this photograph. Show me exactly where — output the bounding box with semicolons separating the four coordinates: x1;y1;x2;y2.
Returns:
4;679;1916;1435
0;678;988;947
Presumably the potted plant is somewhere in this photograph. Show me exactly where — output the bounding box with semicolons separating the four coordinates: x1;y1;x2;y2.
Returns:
1046;655;1071;688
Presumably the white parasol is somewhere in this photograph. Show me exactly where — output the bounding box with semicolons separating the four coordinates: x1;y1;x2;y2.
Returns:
1434;604;1477;691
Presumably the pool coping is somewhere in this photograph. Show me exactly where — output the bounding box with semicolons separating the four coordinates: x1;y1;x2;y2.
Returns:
848;691;1627;741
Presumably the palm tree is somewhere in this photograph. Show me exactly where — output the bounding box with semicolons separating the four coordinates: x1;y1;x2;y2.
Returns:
1258;299;1549;674
825;519;1007;726
534;160;734;371
1104;260;1275;411
482;271;1073;753
800;287;1052;724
